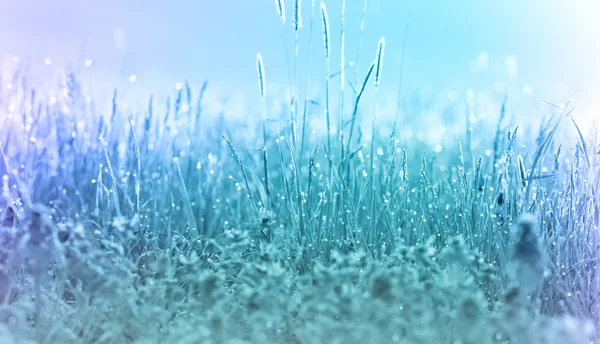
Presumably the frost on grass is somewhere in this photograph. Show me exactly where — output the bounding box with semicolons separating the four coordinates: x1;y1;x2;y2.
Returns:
0;208;595;344
0;73;598;343
0;11;599;344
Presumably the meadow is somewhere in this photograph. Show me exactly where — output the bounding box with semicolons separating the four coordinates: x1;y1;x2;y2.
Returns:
0;1;599;343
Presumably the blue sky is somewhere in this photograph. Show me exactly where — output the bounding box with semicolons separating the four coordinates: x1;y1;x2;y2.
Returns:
1;0;599;123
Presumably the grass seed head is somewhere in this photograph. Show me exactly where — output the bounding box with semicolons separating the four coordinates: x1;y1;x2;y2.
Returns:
256;53;266;100
320;2;330;59
294;0;302;30
275;0;285;24
374;36;386;89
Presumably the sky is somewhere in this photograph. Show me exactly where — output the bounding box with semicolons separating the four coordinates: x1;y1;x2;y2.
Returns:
1;0;599;125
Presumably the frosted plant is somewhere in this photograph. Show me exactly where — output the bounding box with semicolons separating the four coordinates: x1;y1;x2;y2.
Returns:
9;204;66;278
438;235;473;286
0;201;25;228
508;214;546;298
0;269;8;301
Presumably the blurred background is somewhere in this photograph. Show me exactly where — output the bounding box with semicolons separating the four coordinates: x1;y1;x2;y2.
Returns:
1;0;599;129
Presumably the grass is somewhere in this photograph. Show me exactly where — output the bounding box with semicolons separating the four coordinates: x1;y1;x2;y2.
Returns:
0;1;599;343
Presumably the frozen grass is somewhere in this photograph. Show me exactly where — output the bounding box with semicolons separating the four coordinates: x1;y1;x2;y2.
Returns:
0;1;599;343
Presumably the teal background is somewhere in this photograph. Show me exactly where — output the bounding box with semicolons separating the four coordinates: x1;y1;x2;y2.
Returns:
1;0;599;124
